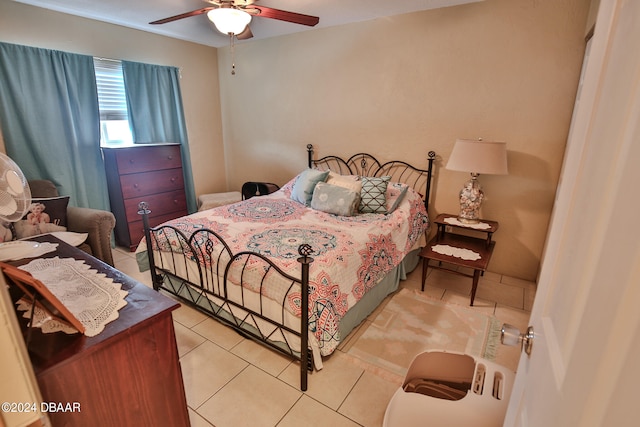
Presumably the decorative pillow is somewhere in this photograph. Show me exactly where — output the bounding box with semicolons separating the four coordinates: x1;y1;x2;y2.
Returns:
326;171;362;193
311;182;361;216
290;169;330;206
386;183;409;214
359;176;391;214
13;196;69;239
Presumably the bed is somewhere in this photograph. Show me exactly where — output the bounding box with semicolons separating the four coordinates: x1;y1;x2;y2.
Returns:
136;144;436;390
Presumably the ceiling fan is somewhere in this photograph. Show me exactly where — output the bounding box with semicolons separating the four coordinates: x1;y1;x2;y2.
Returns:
150;0;320;40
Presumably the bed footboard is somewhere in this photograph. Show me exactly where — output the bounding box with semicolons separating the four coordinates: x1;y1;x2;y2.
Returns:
138;202;314;391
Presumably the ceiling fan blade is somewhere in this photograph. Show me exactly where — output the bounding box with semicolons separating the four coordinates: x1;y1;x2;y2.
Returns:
248;5;319;27
236;25;253;40
149;7;214;25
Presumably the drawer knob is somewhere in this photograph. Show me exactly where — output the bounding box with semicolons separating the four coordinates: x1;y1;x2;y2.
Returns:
170;177;176;183
129;159;135;164
168;156;173;160
173;199;178;204
133;183;139;188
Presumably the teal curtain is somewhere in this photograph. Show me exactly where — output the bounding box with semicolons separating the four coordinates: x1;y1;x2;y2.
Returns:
0;42;110;211
122;61;197;213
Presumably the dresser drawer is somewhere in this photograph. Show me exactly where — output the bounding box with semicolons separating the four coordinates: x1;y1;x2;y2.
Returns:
124;189;187;223
114;145;182;174
120;168;185;199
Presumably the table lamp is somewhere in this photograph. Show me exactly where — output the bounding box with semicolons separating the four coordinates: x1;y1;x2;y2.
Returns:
446;138;508;223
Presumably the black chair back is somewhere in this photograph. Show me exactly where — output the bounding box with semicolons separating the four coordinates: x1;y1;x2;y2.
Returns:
241;182;280;200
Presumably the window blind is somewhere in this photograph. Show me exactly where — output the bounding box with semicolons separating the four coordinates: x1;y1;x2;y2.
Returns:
93;58;128;121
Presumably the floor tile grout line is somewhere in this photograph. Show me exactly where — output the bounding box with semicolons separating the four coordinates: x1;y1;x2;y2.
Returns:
193;363;253;415
113;246;533;427
274;393;305;427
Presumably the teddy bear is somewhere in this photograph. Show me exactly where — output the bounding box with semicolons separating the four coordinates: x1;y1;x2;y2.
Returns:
0;221;13;243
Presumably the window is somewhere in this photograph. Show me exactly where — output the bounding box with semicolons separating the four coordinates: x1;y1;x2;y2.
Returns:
93;58;133;146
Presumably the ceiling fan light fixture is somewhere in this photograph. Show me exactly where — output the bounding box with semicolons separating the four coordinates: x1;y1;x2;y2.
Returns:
207;8;252;35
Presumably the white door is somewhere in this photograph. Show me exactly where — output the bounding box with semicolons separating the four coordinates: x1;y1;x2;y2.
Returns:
504;0;640;425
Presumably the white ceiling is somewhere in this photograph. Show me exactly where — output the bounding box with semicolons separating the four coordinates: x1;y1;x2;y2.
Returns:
13;0;483;48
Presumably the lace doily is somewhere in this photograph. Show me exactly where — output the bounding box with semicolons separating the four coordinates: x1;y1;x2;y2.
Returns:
444;217;492;230
0;241;58;261
431;244;481;261
16;257;128;337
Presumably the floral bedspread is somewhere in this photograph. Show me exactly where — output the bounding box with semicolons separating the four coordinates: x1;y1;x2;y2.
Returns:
152;178;429;356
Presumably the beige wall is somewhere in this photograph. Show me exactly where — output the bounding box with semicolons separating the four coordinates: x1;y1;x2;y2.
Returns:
0;0;590;281
0;1;226;197
218;0;591;281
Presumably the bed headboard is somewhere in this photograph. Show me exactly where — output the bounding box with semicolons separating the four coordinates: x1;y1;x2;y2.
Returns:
306;144;436;210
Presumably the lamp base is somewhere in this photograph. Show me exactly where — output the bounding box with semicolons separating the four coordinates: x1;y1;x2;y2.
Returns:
458;174;484;224
457;216;481;224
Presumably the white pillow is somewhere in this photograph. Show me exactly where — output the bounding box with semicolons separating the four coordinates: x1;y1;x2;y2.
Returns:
326;171;362;193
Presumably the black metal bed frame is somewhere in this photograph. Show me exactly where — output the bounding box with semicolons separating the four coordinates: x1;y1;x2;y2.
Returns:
139;145;436;391
307;144;436;211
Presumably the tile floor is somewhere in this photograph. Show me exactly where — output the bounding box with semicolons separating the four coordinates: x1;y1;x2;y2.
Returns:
112;247;535;427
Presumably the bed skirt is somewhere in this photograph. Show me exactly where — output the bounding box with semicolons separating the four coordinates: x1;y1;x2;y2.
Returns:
337;249;421;339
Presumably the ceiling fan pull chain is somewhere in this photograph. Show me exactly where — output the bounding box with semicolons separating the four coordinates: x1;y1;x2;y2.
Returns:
230;34;236;75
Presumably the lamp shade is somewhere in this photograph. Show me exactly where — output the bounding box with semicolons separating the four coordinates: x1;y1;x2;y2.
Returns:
446;139;508;175
207;8;252;35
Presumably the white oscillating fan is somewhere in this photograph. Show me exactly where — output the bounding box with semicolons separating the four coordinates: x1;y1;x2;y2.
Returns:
0;152;31;223
0;153;37;260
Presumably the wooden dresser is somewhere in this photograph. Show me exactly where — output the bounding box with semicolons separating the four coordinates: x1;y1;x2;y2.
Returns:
103;144;188;251
8;235;190;427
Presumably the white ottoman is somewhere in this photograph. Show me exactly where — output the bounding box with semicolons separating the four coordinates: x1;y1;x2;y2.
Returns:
197;191;242;211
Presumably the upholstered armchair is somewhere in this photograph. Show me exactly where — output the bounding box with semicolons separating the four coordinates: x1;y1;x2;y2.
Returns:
28;180;116;266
